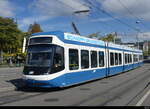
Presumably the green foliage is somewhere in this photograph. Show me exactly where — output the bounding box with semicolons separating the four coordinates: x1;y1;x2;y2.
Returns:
23;32;31;38
143;49;150;56
143;51;149;56
0;17;23;53
87;32;116;43
88;32;100;38
99;34;115;42
3;48;27;62
0;17;43;64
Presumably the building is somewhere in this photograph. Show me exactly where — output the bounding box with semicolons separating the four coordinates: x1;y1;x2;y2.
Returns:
121;42;136;48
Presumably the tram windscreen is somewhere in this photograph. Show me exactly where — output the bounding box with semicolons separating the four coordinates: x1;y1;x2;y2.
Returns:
26;45;52;67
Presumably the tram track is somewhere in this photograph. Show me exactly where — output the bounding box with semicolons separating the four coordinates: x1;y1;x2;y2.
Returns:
0;86;61;105
0;92;45;105
0;64;149;106
72;65;150;106
0;87;38;105
100;71;150;106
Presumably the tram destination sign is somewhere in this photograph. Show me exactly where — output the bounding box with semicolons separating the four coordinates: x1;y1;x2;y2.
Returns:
64;34;105;46
29;37;52;45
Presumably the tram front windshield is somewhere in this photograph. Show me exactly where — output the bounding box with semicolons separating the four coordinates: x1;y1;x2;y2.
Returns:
26;45;52;67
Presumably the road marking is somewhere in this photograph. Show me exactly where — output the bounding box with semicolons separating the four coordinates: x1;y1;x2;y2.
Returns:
136;89;150;106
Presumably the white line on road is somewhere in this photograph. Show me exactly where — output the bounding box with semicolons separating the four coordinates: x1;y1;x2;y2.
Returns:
136;89;150;106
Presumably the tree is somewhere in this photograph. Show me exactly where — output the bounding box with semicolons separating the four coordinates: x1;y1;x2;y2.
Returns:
29;22;43;34
99;33;115;42
0;17;23;63
87;32;100;39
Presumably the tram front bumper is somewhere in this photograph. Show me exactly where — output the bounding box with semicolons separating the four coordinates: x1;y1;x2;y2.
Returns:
23;79;56;88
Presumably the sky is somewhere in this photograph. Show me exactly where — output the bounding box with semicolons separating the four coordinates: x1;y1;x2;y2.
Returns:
1;0;150;42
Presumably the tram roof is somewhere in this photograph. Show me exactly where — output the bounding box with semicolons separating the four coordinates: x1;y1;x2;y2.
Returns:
31;31;142;53
32;31;106;47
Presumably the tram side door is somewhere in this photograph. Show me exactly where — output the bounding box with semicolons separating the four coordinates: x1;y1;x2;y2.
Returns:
122;51;125;71
107;49;110;76
105;43;110;77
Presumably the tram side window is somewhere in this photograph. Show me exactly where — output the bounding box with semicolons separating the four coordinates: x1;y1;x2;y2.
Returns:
130;54;132;63
133;55;136;62
115;53;119;65
91;51;98;68
119;53;122;65
69;49;79;70
128;54;130;63
136;55;138;62
139;55;141;61
125;54;128;64
137;55;139;62
99;51;104;67
134;54;138;62
81;50;89;69
110;52;114;66
51;46;64;73
138;55;140;62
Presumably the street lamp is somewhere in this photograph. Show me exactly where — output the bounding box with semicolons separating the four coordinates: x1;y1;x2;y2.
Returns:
74;10;90;14
136;21;141;49
136;20;140;24
135;29;140;49
143;34;149;52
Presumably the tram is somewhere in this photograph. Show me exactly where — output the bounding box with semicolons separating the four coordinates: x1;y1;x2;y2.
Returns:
22;31;143;88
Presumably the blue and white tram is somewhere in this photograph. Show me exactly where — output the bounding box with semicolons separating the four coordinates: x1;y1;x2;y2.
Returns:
22;31;143;88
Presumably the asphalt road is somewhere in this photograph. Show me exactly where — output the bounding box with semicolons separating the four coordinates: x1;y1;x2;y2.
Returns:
0;63;150;106
0;67;23;91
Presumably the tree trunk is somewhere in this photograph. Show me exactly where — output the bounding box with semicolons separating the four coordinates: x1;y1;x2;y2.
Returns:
0;49;3;64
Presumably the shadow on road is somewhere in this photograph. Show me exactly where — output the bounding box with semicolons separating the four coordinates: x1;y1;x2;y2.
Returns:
6;77;101;93
6;78;62;93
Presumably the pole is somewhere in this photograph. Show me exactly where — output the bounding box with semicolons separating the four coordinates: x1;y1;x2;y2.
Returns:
137;34;139;49
0;49;3;64
22;37;26;53
72;10;90;35
136;34;139;49
136;21;140;49
114;32;117;44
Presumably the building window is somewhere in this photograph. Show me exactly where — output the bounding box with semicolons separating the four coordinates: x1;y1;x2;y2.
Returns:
99;51;104;67
91;51;98;68
69;49;79;70
110;52;114;66
115;53;119;65
119;53;122;65
81;50;89;69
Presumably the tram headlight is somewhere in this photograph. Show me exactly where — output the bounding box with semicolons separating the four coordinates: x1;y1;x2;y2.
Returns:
29;71;34;75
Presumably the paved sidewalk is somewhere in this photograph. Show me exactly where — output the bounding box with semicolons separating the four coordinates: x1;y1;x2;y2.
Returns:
0;67;23;92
